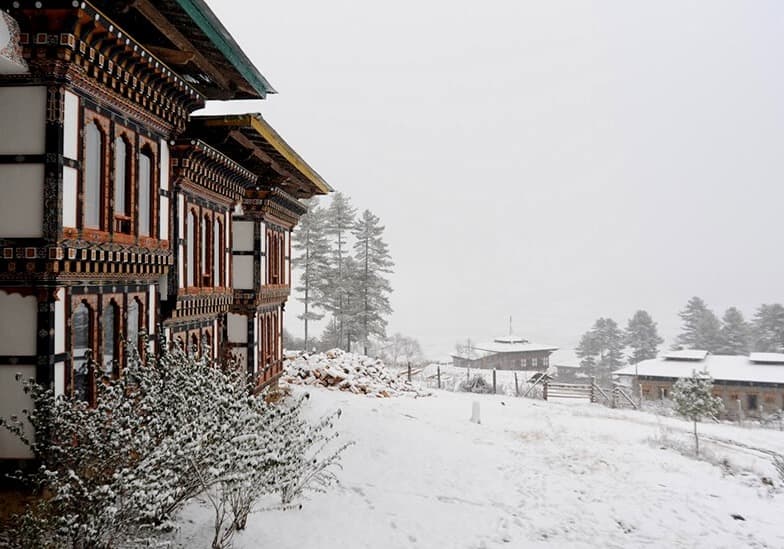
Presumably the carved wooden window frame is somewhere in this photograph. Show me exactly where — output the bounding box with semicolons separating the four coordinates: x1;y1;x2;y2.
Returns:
80;111;110;234
112;124;135;236
136;136;158;240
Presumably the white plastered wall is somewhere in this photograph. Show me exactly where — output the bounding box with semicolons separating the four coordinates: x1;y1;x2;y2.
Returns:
0;86;45;154
252;312;258;374
62;90;79;160
227;313;247;344
284;230;290;285
159;140;169;241
0;165;43;237
148;285;156;337
0;364;35;459
0;291;37;355
177;194;185;288
54;362;65;397
54;288;65;354
259;221;266;286
232;256;253;289
232;220;253;251
62;166;78;228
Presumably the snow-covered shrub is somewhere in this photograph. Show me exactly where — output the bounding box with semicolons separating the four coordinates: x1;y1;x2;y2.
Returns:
458;375;494;394
671;370;724;457
0;335;348;549
774;454;784;485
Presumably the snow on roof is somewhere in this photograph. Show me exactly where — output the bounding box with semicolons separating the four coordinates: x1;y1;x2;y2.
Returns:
614;354;784;385
749;352;784;364
492;335;529;344
662;350;709;361
472;340;558;354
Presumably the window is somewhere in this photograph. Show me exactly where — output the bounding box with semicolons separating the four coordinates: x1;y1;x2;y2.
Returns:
72;302;92;402
214;219;222;286
268;230;282;284
202;215;211;286
84;123;103;229
102;302;118;377
190;333;199;357
113;137;131;233
127;298;140;353
138;150;152;236
747;394;759;411
186;210;195;287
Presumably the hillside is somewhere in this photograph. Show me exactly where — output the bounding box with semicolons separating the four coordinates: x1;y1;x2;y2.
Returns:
178;387;784;548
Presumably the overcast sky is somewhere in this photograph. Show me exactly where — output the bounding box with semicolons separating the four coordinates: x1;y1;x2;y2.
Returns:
201;0;784;358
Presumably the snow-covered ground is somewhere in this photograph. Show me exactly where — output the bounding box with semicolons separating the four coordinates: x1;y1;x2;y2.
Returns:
178;388;784;548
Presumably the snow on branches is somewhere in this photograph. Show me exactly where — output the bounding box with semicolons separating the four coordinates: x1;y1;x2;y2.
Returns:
0;336;349;549
671;370;724;457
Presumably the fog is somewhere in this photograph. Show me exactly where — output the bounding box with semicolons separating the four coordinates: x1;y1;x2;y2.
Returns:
202;0;784;357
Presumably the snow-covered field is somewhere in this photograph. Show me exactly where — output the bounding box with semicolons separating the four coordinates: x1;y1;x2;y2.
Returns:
178;388;784;548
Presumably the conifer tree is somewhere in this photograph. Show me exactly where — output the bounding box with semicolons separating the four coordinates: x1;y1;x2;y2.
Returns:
292;199;330;350
323;192;357;350
675;297;721;352
576;317;625;383
716;307;750;355
671;370;724;456
751;303;784;352
352;210;394;354
624;310;663;364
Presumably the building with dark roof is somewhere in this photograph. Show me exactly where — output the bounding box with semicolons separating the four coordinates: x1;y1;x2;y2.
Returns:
0;1;329;460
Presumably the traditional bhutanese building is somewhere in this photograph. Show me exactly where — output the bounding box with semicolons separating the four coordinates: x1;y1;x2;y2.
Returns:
614;350;784;419
0;1;330;461
452;335;558;371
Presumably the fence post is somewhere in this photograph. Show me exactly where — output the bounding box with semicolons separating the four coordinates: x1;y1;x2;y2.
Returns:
493;369;497;394
514;372;519;397
437;365;441;389
407;362;411;382
543;381;548;401
590;377;596;403
611;385;617;409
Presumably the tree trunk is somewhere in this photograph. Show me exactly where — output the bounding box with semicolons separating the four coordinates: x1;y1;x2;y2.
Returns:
693;420;699;456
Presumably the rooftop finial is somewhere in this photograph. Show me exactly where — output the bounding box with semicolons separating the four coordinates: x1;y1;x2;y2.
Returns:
509;315;513;336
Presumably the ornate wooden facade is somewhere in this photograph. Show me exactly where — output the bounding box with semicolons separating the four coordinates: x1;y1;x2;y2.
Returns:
0;1;329;460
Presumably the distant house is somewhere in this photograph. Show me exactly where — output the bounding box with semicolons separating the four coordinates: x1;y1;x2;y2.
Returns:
452;335;557;371
548;349;587;382
614;350;784;418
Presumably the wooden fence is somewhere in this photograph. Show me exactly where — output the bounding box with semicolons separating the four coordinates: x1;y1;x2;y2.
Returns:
542;378;638;409
543;382;594;402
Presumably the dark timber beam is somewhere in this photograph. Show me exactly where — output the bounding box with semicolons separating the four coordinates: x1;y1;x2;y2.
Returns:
133;0;231;91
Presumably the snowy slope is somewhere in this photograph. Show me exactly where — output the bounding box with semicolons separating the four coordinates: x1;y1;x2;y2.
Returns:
178;389;784;548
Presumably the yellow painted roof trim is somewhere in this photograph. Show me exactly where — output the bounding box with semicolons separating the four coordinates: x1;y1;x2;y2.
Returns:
200;114;332;194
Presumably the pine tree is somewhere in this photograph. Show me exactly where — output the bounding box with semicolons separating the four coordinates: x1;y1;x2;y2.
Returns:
341;255;362;352
751;303;784;352
716;307;749;355
675;297;721;352
576;330;599;370
671;370;724;456
352;210;394;354
624;310;663;364
292;199;330;350
576;318;625;383
323;192;357;350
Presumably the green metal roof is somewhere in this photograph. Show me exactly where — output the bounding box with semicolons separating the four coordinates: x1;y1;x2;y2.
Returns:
174;0;276;98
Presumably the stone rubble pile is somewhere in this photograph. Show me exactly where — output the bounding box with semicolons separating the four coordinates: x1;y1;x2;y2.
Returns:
283;349;430;398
